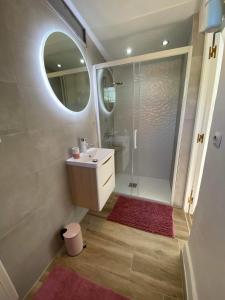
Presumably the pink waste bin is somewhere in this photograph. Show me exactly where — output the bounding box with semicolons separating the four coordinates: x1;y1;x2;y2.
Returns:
63;223;83;256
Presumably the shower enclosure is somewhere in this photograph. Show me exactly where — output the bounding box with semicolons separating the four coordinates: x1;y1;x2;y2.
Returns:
94;47;192;205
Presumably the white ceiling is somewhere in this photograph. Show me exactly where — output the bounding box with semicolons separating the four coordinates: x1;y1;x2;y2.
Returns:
70;0;201;60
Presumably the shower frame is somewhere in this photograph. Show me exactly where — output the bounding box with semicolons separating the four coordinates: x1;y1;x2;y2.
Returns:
93;46;193;206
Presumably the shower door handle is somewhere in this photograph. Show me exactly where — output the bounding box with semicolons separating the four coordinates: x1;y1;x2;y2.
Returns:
134;129;138;149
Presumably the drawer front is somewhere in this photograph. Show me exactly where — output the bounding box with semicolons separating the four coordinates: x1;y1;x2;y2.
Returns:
98;154;115;186
98;173;115;210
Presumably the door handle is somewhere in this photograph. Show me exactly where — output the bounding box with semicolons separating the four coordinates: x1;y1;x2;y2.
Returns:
134;129;137;149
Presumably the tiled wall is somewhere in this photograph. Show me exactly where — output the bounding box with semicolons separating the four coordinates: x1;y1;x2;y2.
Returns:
173;14;204;207
0;0;104;298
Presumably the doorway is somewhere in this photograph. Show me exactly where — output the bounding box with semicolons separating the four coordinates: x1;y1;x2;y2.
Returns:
184;31;224;218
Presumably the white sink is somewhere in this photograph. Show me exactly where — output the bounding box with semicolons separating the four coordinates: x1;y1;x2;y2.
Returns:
66;148;114;168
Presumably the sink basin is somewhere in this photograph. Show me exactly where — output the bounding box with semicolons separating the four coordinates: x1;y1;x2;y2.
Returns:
66;148;114;168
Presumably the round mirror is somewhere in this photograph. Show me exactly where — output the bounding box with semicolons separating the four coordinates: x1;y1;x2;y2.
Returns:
44;32;90;112
99;68;116;112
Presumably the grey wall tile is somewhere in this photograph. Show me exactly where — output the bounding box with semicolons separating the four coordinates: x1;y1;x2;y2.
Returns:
0;200;73;297
0;82;27;135
0;30;17;82
0;0;104;298
0;171;41;240
0;132;39;184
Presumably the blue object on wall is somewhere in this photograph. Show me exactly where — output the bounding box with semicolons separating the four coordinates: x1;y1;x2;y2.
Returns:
199;0;223;33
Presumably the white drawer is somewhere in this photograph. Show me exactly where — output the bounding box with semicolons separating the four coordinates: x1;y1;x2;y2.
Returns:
98;172;115;210
97;154;115;186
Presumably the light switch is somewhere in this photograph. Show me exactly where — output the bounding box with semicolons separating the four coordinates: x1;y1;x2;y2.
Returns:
213;132;222;148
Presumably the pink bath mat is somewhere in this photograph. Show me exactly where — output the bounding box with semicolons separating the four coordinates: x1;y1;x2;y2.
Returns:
107;196;174;237
33;266;128;300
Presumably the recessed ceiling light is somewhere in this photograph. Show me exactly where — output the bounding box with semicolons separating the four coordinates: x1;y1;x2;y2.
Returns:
80;58;85;64
162;40;169;46
57;64;62;68
126;47;132;55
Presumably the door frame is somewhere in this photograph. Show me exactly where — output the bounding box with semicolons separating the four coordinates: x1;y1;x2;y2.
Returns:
184;31;224;214
93;46;193;206
0;260;18;300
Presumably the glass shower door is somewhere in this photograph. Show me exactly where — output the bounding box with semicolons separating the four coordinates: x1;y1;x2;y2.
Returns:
129;63;141;197
97;63;135;196
132;57;185;203
97;54;187;204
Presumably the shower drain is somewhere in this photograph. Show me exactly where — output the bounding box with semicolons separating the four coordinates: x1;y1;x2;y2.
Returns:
128;182;138;188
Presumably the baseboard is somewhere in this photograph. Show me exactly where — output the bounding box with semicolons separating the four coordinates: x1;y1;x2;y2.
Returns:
181;243;198;300
180;250;187;300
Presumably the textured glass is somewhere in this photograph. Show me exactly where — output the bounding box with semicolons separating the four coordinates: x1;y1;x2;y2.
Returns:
134;57;183;180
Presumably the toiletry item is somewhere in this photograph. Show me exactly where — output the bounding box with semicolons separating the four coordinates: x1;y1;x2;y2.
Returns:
72;147;80;159
80;138;88;153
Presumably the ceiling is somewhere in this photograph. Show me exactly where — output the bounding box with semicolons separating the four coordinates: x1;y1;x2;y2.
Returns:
70;0;201;60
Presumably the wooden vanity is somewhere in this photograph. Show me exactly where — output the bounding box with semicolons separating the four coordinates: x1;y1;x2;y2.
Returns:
66;148;115;211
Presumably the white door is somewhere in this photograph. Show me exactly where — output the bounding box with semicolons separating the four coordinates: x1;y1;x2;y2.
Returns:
0;260;18;300
184;31;224;214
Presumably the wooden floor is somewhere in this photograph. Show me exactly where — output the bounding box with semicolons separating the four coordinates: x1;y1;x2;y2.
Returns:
26;194;189;300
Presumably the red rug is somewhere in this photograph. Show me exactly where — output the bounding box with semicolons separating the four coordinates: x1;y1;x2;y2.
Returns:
33;266;128;300
107;196;174;237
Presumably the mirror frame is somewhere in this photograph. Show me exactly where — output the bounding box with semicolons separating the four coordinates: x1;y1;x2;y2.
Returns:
97;68;116;115
41;30;91;114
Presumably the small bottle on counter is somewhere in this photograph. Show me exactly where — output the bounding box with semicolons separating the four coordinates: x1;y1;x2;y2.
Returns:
72;147;80;159
80;138;88;153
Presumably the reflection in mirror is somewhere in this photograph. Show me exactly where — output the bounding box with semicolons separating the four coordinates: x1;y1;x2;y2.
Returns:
99;68;116;112
44;32;90;112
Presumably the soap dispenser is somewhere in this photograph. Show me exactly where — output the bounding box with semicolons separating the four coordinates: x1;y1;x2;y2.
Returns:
80;138;88;153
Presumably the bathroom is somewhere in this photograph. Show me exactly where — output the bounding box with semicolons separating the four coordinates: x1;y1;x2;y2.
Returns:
0;1;225;300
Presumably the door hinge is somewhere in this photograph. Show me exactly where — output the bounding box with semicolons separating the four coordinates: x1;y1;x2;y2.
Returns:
197;133;204;144
209;45;217;59
188;190;194;205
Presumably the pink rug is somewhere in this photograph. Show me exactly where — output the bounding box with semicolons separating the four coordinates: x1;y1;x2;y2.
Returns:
107;196;174;237
33;266;128;300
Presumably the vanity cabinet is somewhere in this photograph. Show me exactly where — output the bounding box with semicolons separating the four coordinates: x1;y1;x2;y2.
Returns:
66;148;115;211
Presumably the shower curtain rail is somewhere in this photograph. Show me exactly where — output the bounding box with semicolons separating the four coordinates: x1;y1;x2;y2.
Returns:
94;46;192;70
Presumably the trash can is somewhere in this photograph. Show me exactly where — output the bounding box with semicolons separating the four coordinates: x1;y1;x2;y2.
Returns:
63;223;83;256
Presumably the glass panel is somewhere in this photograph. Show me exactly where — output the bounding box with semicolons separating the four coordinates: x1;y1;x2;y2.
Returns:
97;54;187;204
97;63;135;196
130;63;141;197
133;56;186;203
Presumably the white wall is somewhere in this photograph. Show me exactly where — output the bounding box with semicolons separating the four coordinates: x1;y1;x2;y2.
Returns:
186;35;225;299
173;15;204;207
